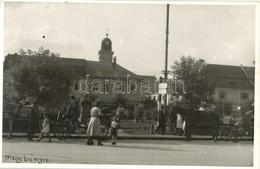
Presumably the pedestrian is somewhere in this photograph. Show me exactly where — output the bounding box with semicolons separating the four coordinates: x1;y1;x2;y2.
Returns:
242;112;251;136
211;111;220;142
134;104;140;123
111;116;120;145
79;94;92;125
138;104;144;127
37;113;51;142
176;113;184;135
27;99;40;141
116;103;125;122
183;112;191;141
86;102;103;146
63;95;80;128
155;105;165;135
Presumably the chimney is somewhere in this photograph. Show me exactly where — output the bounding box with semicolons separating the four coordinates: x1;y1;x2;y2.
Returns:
112;56;117;69
113;56;117;64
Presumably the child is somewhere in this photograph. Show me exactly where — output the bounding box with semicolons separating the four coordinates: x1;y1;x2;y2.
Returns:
111;116;120;145
37;113;51;142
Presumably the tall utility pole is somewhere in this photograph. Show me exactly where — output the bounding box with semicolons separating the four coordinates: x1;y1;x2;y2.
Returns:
164;4;170;82
164;4;170;108
163;4;170;134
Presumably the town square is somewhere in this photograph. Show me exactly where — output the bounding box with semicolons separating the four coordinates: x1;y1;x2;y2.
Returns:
1;1;259;169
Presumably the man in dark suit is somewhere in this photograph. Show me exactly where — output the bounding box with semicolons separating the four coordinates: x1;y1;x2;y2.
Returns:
184;111;192;141
155;105;165;135
27;99;40;141
211;111;220;142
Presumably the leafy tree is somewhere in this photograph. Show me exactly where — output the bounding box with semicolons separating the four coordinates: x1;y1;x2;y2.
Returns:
112;94;128;107
170;56;215;110
141;97;157;120
241;99;254;116
214;99;233;116
142;96;157;110
4;47;73;113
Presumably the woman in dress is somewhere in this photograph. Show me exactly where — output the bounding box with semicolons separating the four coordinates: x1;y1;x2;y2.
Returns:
37;113;51;142
86;102;103;146
176;113;184;135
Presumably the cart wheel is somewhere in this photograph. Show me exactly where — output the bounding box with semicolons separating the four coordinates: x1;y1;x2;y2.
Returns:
53;124;71;141
100;125;110;141
229;129;241;143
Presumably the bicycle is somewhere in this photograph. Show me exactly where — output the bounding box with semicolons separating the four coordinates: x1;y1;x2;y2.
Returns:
218;124;234;141
218;122;253;143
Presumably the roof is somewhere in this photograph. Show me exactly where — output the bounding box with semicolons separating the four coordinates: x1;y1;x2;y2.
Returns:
85;60;156;81
60;57;85;67
206;64;254;89
4;54;155;81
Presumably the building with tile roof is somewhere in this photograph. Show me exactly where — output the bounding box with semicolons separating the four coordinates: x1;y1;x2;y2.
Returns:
3;35;254;117
4;35;157;105
206;64;254;117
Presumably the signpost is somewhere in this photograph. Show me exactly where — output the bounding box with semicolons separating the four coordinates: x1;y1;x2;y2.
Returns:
159;83;167;94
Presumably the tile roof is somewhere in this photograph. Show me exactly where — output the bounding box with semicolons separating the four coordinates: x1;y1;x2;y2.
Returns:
84;60;140;79
206;64;254;89
4;54;155;81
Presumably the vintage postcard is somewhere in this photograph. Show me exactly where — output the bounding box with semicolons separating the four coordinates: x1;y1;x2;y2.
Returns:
0;0;259;169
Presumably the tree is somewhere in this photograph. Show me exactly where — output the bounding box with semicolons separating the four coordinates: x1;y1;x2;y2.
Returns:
4;47;73;113
241;99;254;116
112;94;128;107
214;99;233;116
170;56;215;110
141;96;157;120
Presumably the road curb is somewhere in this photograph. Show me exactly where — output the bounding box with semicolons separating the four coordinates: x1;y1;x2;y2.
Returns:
2;133;253;141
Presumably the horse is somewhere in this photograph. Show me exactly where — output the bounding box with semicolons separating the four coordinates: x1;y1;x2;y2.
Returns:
3;99;45;139
170;106;220;140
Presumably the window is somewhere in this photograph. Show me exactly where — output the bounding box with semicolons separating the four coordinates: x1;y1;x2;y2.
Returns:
219;91;227;99
241;93;249;100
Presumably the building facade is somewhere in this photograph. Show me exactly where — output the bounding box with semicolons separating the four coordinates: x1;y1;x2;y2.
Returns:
206;64;254;117
4;35;157;105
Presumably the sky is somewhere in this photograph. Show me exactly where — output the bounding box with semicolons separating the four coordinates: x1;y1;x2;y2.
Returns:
3;2;256;77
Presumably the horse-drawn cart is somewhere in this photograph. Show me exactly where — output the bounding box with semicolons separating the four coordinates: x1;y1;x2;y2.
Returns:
3;100;113;141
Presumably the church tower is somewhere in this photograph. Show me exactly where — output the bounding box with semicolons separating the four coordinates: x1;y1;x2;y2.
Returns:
98;33;114;63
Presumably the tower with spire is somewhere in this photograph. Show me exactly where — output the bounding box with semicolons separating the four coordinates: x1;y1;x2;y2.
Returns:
98;32;114;63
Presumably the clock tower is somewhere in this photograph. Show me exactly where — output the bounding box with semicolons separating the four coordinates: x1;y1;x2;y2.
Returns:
98;34;114;63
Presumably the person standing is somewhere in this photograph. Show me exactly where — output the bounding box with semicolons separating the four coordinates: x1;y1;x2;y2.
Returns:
183;112;191;141
116;103;125;122
86;102;103;146
133;104;140;123
111;116;120;145
211;111;220;142
155;105;165;135
37;113;51;142
242;112;251;136
63;95;79;127
176;113;184;135
79;94;92;125
27;99;40;141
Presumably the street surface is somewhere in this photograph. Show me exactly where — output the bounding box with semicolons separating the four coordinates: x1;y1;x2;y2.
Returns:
2;138;253;166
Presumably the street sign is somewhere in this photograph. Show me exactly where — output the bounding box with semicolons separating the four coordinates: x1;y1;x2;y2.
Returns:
159;83;167;89
159;83;167;94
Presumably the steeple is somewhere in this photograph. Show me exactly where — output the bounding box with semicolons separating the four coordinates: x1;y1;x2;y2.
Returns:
98;33;114;63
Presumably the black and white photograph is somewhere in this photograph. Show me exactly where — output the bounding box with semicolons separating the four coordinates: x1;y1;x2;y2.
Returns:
0;0;259;169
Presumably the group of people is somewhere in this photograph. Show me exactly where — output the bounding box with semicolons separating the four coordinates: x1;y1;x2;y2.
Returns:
26;95;121;146
133;103;193;141
85;102;120;146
